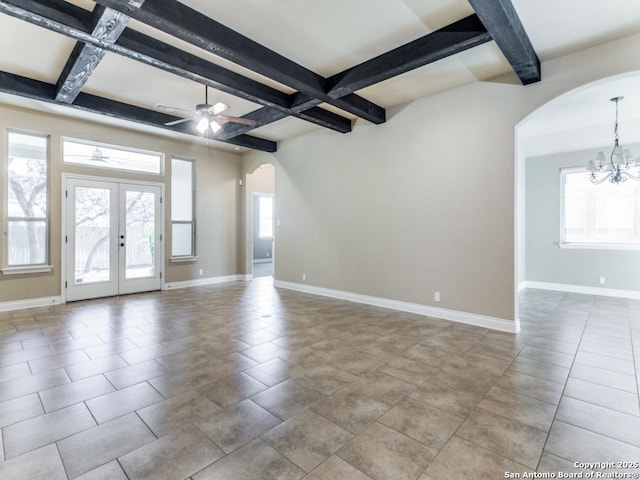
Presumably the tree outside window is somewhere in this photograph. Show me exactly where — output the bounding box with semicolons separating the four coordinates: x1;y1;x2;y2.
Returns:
6;131;48;266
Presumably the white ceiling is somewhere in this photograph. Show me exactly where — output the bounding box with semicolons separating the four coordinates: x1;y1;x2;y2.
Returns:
1;0;639;152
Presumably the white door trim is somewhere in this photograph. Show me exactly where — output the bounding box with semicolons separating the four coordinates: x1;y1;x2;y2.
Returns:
62;173;165;303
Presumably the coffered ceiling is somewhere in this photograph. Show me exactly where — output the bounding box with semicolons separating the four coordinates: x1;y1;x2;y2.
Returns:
0;0;639;153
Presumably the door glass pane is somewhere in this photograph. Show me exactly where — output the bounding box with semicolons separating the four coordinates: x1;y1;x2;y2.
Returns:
125;191;156;279
74;187;111;284
172;223;193;256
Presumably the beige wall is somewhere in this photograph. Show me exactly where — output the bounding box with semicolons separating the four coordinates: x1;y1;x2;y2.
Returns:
261;34;640;322
0;104;241;302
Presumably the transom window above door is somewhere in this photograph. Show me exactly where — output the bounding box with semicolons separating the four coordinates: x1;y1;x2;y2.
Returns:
62;138;164;175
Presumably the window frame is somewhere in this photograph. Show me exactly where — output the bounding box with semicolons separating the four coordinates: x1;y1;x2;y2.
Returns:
559;166;640;251
2;128;53;274
170;157;197;261
61;136;164;175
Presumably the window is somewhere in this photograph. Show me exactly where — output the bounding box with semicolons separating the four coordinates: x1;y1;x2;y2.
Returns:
258;195;274;238
561;168;640;248
4;130;50;271
62;138;163;174
171;158;195;258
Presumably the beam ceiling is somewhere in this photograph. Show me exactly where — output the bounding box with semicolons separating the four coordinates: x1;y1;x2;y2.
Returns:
0;0;541;152
0;70;277;151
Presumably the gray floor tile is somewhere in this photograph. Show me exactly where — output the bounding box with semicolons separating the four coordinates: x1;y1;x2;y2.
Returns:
251;379;326;419
40;374;115;412
75;461;128;480
58;412;156;478
85;381;164;423
563;378;640;416
479;386;557;432
192;438;304;480
303;455;373;480
137;390;221;436
409;378;484;418
378;397;463;451
338;422;436;480
0;393;43;428
197;399;281;453
119;425;223;480
311;388;389;434
263;410;353;472
199;372;267;408
545;421;640;464
3;403;96;459
556;397;640;447
0;444;67;480
456;408;546;468
426;436;528;480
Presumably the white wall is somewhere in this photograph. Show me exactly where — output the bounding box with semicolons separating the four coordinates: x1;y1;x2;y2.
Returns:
263;33;640;323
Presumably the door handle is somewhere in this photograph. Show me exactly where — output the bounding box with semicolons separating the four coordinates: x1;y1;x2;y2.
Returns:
120;243;125;247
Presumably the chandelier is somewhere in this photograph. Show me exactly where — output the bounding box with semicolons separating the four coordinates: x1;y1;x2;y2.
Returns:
586;96;640;184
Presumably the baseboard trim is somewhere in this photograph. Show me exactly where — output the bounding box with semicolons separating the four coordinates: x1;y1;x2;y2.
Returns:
163;274;246;290
0;296;63;313
523;281;640;299
274;280;519;333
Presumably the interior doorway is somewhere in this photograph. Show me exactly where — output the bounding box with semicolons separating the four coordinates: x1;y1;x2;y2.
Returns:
64;176;163;301
245;163;275;278
252;193;274;277
515;71;640;307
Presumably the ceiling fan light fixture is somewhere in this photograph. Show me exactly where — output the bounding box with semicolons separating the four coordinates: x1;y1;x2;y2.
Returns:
196;116;209;134
211;102;228;115
210;119;222;133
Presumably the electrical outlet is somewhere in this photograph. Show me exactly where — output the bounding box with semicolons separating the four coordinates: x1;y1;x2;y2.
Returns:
302;273;306;281
599;276;606;284
434;292;441;302
199;269;204;276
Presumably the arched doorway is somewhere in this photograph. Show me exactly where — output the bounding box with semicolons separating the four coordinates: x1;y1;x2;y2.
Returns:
245;163;275;278
515;71;640;308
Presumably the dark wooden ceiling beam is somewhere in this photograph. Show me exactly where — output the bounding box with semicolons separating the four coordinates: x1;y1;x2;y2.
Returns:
327;15;492;97
91;0;386;124
0;0;352;134
0;70;277;152
467;0;540;84
56;4;140;103
119;30;351;133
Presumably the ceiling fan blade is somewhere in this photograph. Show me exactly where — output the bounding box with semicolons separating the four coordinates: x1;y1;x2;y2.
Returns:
155;104;194;115
208;102;229;115
216;114;256;127
164;117;193;126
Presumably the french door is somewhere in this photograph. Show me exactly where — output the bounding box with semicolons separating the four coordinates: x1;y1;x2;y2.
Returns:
65;177;162;302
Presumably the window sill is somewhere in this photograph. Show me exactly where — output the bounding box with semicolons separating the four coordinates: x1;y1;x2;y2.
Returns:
169;256;198;263
2;265;54;275
558;242;640;251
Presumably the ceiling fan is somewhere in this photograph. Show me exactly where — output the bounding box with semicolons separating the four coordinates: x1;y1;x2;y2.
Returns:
155;85;256;135
66;147;115;164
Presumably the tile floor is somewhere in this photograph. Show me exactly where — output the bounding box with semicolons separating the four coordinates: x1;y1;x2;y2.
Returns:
0;280;639;479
